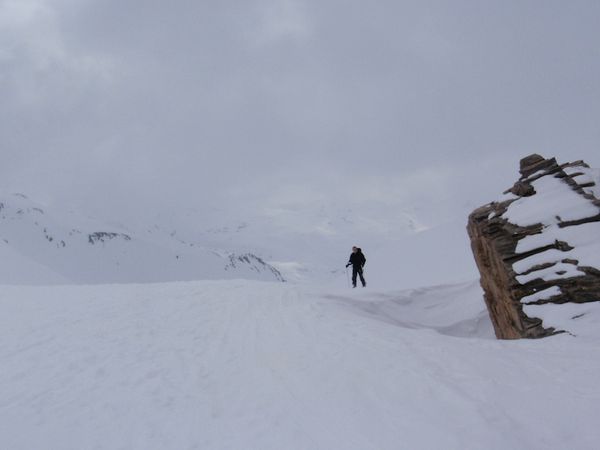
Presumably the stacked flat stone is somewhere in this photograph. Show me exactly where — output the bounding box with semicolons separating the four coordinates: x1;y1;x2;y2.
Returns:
467;154;600;339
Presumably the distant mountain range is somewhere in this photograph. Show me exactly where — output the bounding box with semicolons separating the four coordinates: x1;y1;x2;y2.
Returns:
0;190;482;288
0;193;283;285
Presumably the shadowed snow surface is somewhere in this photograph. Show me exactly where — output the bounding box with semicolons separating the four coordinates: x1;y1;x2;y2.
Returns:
1;280;599;450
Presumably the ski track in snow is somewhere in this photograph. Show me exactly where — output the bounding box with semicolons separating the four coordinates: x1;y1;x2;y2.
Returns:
1;281;599;450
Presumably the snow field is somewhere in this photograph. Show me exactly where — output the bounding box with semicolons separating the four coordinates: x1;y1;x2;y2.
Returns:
1;280;600;450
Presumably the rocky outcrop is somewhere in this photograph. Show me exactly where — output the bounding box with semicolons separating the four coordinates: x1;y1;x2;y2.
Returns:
88;231;132;245
224;253;285;282
467;154;600;339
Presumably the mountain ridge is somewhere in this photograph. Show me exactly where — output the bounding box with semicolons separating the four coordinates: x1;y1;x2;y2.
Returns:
0;192;283;285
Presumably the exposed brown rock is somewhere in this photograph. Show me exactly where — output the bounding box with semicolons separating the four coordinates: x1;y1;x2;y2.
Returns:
467;155;600;339
519;154;556;177
508;181;535;197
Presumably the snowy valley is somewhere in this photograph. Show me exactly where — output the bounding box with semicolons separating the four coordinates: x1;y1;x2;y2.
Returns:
0;189;479;288
0;192;283;285
2;157;600;449
4;0;600;447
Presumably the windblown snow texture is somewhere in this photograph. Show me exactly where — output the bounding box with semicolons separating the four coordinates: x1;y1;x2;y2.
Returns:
1;281;599;450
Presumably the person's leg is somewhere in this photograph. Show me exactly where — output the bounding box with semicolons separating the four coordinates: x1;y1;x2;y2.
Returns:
352;266;358;287
358;267;366;287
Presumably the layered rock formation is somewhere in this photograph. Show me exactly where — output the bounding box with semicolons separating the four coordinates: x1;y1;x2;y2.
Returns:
467;154;600;339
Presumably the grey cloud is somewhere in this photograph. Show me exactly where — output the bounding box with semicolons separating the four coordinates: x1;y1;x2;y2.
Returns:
1;0;599;221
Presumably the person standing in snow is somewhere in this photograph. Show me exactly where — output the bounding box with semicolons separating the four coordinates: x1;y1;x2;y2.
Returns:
346;246;366;288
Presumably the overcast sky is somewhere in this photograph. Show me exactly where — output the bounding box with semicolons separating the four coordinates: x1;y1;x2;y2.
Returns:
2;0;599;223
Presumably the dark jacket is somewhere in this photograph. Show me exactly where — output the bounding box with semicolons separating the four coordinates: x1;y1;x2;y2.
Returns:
348;249;366;268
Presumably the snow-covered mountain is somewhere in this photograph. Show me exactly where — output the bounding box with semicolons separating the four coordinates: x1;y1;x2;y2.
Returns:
0;193;283;284
0;189;481;287
144;201;428;281
139;198;480;287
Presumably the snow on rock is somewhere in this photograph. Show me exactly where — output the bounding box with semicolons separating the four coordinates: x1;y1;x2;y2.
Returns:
502;173;598;226
562;165;600;198
467;154;600;339
523;301;600;338
515;221;600;270
520;285;562;304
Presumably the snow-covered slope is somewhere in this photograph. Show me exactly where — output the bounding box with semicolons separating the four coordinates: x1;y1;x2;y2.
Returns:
141;198;480;288
1;190;475;287
0;193;283;284
0;239;68;284
148;202;428;284
1;280;599;450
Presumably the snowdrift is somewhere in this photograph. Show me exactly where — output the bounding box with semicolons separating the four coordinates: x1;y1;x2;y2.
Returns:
1;280;599;450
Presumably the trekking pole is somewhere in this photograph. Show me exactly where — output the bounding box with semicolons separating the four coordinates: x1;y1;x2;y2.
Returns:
345;266;350;287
